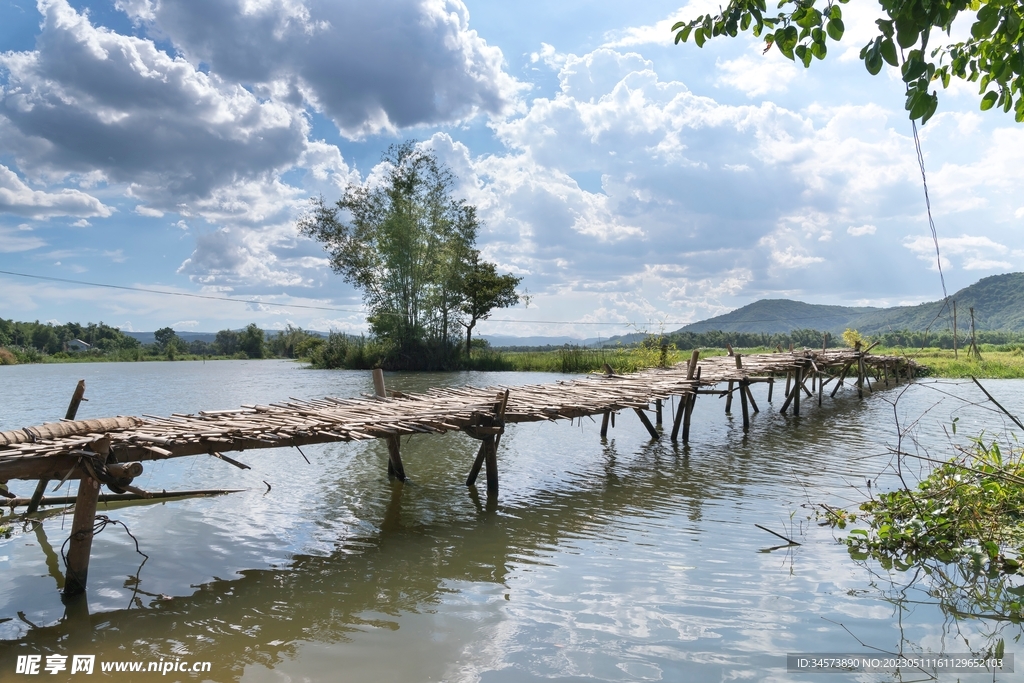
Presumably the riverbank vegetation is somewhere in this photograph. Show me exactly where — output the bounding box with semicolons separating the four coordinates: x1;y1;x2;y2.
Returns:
9;315;1024;379
820;398;1024;626
835;430;1024;577
0;318;322;365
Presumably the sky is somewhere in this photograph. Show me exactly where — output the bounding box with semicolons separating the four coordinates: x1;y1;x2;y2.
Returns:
1;0;1022;338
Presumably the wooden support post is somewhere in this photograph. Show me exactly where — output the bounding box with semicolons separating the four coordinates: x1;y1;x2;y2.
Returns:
372;368;387;398
784;372;792;400
687;349;700;380
27;379;87;514
655;399;663;427
634;408;660;440
780;370;802;414
62;476;100;598
739;379;750;433
483;436;499;493
793;365;802;417
466;443;486;486
818;372;824;407
857;354;865;399
953;300;958;359
725;381;734;413
385;436;406;481
882;362;889;387
767;377;774;403
670;395;686;441
744;383;759;413
63;437;108;598
831;362;852;398
372;369;406;481
681;393;696;442
681;366;701;442
600;411;610;438
467;391;507;490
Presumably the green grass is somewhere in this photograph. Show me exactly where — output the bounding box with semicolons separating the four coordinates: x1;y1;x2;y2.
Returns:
466;346;731;374
877;346;1024;379
13;341;1023;379
0;347;260;365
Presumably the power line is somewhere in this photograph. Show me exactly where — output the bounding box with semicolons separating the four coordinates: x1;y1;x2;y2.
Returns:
0;268;898;328
0;269;364;314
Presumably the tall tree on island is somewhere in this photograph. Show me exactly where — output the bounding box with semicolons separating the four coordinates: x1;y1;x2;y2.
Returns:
299;141;523;368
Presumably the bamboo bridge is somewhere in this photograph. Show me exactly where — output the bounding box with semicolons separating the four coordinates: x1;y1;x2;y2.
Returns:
0;346;914;597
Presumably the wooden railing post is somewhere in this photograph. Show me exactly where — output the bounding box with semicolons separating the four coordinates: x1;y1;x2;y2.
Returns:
27;380;86;514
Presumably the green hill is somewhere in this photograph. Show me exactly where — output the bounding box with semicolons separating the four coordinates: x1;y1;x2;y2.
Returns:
677;272;1024;335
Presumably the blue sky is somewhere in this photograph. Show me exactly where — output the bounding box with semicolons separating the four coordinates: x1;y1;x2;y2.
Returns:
1;0;1022;337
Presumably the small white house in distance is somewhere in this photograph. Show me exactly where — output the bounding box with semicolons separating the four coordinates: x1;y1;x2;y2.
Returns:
65;339;92;352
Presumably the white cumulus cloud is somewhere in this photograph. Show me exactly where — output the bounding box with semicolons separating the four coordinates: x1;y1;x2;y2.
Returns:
0;163;112;218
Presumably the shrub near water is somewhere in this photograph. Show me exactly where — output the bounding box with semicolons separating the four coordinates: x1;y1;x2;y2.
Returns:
832;430;1024;577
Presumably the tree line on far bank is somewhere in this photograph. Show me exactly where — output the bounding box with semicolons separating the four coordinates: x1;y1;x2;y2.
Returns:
0;318;323;365
663;327;1024;351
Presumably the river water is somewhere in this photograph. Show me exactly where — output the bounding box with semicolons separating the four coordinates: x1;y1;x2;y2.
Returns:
0;360;1022;682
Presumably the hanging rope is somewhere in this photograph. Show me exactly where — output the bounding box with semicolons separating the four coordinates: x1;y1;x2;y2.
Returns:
910;119;959;344
911;120;948;301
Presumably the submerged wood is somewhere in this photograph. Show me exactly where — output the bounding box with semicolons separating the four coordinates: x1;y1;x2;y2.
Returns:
5;488;246;509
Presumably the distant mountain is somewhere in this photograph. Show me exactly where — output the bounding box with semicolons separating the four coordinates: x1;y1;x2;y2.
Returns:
124;329;329;345
125;331;220;345
676;272;1024;335
678;299;879;334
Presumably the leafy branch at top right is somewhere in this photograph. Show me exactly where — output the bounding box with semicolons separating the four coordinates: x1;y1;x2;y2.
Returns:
672;0;1024;124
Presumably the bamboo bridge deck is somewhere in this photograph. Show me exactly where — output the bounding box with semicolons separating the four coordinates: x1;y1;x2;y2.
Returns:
0;347;914;596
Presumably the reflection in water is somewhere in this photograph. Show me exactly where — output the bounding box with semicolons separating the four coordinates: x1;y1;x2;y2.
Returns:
850;552;1024;668
0;364;1020;681
4;439;709;677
